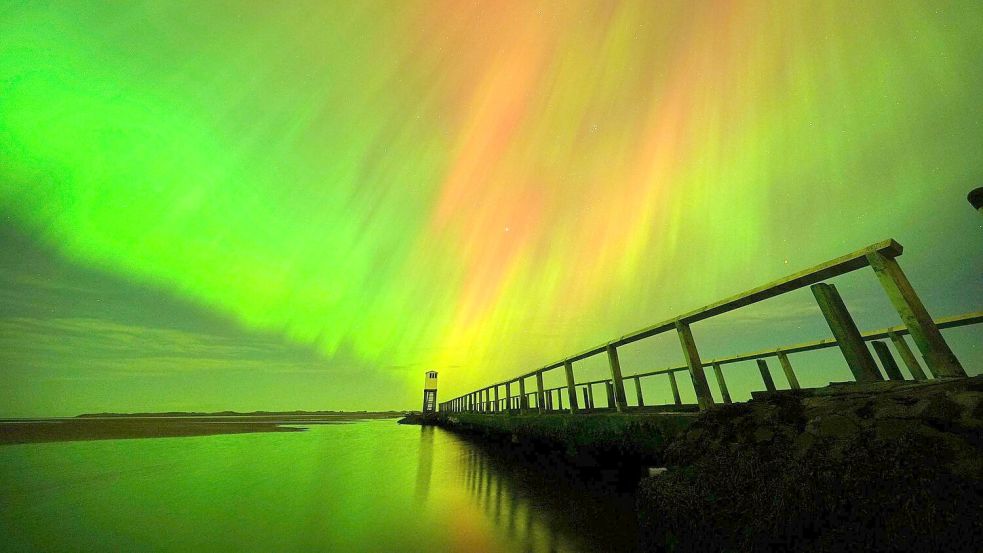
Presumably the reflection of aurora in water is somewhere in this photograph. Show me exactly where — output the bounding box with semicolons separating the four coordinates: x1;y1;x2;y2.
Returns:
0;421;638;552
415;425;435;501
457;436;640;552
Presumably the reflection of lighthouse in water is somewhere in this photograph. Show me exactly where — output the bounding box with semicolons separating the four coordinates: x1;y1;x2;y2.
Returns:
422;371;438;413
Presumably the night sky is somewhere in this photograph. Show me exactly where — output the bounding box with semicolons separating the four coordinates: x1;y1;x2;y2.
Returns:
2;1;982;416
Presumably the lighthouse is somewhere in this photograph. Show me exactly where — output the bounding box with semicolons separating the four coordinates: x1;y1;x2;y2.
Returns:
422;371;438;413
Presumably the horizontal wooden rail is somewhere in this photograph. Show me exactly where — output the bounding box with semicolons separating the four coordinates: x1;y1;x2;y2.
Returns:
705;311;982;367
480;240;903;387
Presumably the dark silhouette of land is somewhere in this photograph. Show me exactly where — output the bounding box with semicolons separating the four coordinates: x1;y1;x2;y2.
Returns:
0;411;404;445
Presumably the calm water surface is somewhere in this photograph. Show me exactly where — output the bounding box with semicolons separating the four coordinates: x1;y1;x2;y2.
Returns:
0;421;638;552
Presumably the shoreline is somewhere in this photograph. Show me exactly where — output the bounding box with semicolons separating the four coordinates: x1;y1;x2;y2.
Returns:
0;412;403;445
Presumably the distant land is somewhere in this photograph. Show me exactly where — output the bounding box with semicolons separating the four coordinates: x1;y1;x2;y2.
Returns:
75;410;407;418
0;411;408;445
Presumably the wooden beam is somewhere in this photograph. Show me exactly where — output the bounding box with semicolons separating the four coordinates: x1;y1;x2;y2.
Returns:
811;283;883;382
871;340;904;381
563;360;579;413
536;372;545;414
606;345;628;412
675;321;715;410
867;251;965;378
634;377;644;407
888;331;927;381
757;359;777;392
518;378;527;413
668;371;682;405
776;351;801;390
711;362;732;403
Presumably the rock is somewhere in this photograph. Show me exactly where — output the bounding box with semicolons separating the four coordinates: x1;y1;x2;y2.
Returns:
874;418;915;441
793;432;817;459
753;427;775;443
808;414;860;438
915;395;963;427
873;402;918;420
950;391;982;423
685;427;706;443
640;375;983;553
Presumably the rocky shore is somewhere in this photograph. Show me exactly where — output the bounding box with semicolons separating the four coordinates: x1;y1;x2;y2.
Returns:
638;376;983;552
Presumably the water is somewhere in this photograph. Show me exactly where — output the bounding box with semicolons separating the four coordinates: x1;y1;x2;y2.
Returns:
0;421;638;552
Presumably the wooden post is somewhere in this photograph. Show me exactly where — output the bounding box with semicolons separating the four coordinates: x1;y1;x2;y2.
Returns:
605;345;628;412
494;385;500;413
888;331;928;380
563;360;579;413
605;381;615;408
536;372;545;414
505;382;512;414
811;283;883;382
518;378;527;413
757;359;777;392
587;384;595;410
634;377;644;407
675;321;715;410
668;371;682;405
866;251;965;378
711;362;732;403
776;351;801;390
872;340;904;381
582;387;590;411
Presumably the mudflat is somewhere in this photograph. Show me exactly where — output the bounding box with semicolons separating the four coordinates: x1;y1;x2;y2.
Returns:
0;412;403;445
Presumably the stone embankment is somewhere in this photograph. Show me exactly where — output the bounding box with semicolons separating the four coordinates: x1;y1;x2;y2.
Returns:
638;376;983;552
402;411;696;485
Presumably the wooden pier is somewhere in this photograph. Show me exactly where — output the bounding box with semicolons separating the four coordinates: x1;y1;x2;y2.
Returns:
440;239;978;415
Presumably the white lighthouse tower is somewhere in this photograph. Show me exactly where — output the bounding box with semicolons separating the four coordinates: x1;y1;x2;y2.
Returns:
422;371;438;414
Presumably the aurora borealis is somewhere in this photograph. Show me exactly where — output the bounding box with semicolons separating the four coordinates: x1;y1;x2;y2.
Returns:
1;1;982;416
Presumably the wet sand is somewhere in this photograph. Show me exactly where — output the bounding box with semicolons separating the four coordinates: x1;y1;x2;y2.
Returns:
0;412;404;445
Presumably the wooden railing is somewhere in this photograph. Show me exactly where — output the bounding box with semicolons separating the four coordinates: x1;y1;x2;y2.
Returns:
440;239;975;415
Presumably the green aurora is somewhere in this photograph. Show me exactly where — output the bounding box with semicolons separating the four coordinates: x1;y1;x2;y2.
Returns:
1;1;981;416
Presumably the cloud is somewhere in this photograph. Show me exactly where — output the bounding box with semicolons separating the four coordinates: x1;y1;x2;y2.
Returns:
0;316;329;376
